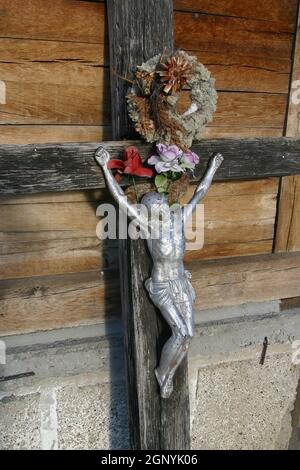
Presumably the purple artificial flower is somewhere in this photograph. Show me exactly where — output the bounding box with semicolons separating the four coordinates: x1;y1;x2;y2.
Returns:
156;144;183;161
180;150;200;170
148;144;183;173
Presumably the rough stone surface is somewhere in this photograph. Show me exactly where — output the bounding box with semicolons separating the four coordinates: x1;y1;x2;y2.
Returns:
1;308;300;450
56;382;129;450
0;393;40;450
192;353;300;450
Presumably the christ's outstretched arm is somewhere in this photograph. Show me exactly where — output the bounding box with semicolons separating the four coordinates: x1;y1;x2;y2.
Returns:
183;153;223;223
95;147;149;233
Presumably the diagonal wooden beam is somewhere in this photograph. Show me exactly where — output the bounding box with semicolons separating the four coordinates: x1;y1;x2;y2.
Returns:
1;137;300;195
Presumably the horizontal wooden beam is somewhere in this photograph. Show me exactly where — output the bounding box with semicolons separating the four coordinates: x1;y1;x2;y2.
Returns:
1;138;300;195
2;251;300;336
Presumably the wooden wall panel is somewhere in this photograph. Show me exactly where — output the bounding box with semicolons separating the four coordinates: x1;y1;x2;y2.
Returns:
0;125;111;145
275;5;300;252
173;2;296;138
2;252;300;336
173;0;298;29
183;178;278;261
0;62;110;124
174;12;293;58
192;252;300;311
0;270;120;335
0;179;278;282
0;0;106;43
0;0;299;336
0;0;295;142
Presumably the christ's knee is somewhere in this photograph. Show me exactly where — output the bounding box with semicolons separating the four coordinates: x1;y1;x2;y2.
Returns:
176;327;193;353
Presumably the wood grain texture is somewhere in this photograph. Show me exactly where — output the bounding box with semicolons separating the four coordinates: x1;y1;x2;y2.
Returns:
209;93;287;128
189;51;291;94
107;0;190;451
0;270;120;335
0;37;107;65
0;179;277;280
173;0;298;31
275;4;300;252
183;178;278;261
1;138;299;195
107;0;173;140
2;252;300;336
191;252;300;310
0;125;112;145
0;60;110;125
0;125;283;145
174;11;294;59
0;0;106;43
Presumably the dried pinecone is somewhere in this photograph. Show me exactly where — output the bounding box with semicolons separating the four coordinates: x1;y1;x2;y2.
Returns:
158;53;192;94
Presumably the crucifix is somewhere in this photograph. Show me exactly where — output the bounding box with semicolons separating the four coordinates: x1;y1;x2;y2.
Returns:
105;0;223;450
106;0;191;450
96;147;223;399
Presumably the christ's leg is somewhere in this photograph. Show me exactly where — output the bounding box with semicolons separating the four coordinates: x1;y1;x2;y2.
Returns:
156;301;193;398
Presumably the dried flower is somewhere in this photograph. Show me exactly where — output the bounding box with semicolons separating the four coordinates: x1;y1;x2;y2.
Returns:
136;70;155;96
168;172;190;205
158;54;192;94
135;119;155;136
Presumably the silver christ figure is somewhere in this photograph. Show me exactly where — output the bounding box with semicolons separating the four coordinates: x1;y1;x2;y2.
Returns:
95;147;223;398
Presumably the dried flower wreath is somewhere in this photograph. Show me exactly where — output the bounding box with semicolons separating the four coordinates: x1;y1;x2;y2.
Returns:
108;50;217;204
127;50;217;150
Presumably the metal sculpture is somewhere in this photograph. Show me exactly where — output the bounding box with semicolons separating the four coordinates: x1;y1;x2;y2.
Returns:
95;147;223;398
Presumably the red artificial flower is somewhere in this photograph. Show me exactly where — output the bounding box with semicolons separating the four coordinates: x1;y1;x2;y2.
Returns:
108;146;153;182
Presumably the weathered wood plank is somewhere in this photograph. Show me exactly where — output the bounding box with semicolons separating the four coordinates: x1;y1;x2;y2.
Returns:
204;127;283;139
275;176;300;252
0;124;282;146
0;61;110;125
188;51;291;94
0;179;277;279
107;0;190;451
174;0;298;31
208;93;287;128
0;37;107;65
0;0;106;43
183;178;278;261
0;270;120;335
0;79;285;126
0;125;112;145
275;5;300;252
0;138;299;195
191;252;300;310
174;11;294;59
2;252;300;336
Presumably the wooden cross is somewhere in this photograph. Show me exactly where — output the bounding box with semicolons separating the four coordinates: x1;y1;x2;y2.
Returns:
0;0;300;451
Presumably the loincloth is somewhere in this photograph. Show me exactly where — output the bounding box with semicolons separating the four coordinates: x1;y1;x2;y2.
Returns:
145;271;196;308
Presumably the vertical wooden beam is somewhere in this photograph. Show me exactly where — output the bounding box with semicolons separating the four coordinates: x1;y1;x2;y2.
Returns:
106;0;190;450
275;2;300;252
